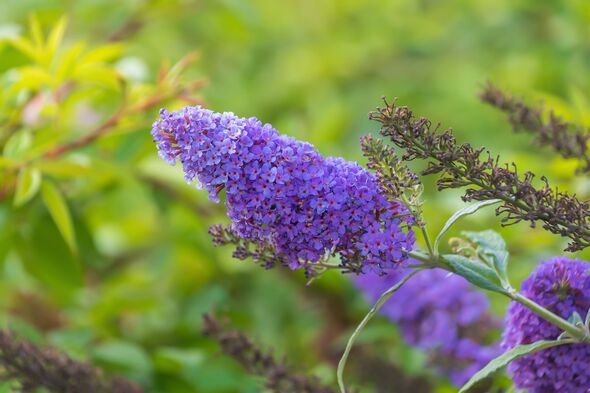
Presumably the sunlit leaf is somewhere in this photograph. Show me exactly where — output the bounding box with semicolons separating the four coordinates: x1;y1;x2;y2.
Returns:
10;66;55;92
14;167;42;207
29;15;44;52
72;64;121;90
41;180;77;253
3;129;32;159
9;37;42;63
46;16;67;62
55;42;85;81
38;160;93;177
81;43;125;64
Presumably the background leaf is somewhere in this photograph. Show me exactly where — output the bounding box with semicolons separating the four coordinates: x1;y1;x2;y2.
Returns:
41;179;76;253
13;167;41;207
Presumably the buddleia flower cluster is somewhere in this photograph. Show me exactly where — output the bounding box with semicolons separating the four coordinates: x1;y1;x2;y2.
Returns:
354;265;501;386
503;257;590;392
151;106;415;274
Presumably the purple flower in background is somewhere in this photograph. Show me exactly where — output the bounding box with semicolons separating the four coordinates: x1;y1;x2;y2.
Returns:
354;266;501;386
151;106;415;274
503;257;590;393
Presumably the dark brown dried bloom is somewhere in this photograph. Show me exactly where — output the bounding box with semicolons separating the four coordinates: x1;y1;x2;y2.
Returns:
480;82;590;173
370;98;590;252
0;329;146;393
202;314;340;393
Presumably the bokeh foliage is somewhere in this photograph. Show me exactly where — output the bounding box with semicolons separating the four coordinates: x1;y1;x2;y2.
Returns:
1;1;590;392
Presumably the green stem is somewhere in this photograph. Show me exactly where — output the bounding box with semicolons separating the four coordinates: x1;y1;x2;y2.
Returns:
409;250;589;342
336;269;421;393
509;291;588;342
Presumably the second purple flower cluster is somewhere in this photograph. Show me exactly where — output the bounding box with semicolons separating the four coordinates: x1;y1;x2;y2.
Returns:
354;266;501;386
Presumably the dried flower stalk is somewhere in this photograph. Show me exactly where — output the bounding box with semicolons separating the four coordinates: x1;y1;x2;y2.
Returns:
370;99;590;252
480;82;590;173
0;329;145;393
202;314;340;393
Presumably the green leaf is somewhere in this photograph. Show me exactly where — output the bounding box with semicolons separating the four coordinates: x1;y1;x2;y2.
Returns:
41;180;77;253
460;340;571;392
15;215;82;300
80;43;125;64
434;199;501;252
462;230;509;280
14;167;41;207
153;348;205;373
92;340;152;383
46;16;67;60
3;130;32;160
37;160;93;177
443;254;506;294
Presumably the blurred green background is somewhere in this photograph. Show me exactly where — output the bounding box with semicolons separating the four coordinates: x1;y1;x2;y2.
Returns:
1;1;590;392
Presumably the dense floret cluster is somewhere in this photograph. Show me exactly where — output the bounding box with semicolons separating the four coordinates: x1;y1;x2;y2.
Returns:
354;267;500;386
503;257;590;393
151;106;415;274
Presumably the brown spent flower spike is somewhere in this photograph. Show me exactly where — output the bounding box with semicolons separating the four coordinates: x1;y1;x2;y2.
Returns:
0;329;145;393
369;98;590;252
202;314;341;393
480;82;590;173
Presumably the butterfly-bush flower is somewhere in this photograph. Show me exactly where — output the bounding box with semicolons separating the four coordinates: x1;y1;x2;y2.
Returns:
503;257;590;393
354;266;501;386
151;106;415;274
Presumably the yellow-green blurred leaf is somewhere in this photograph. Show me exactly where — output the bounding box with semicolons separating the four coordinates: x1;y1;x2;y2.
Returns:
29;15;44;51
41;180;77;253
38;160;93;177
14;167;42;207
3;130;32;160
72;64;122;90
56;42;85;81
10;66;55;92
0;157;16;169
46;16;67;61
9;37;42;63
81;43;125;64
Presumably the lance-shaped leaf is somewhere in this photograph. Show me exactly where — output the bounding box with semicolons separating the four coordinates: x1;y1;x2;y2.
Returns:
14;167;41;207
41;180;77;254
434;199;501;252
460;339;572;392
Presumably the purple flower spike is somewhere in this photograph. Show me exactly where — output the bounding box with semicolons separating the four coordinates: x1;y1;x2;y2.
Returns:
503;257;590;393
354;266;501;386
151;106;415;274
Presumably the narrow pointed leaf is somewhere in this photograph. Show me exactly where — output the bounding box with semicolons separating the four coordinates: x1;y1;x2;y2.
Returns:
41;180;77;253
460;340;571;392
14;167;41;207
434;199;501;252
